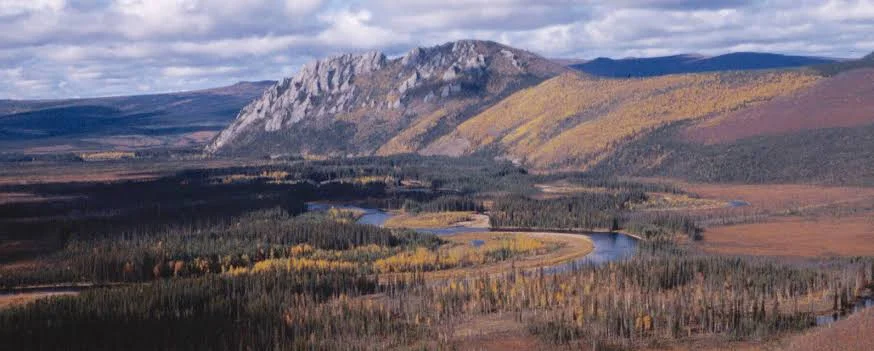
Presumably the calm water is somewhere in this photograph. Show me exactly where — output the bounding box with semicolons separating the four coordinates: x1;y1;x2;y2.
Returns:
306;203;392;226
0;285;109;297
6;204;866;326
306;203;639;267
815;298;874;326
728;200;751;207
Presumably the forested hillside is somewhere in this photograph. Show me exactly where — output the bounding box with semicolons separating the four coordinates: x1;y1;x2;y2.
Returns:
591;122;874;186
422;71;819;169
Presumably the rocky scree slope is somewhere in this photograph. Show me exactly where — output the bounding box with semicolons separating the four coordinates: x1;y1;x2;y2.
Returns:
206;40;567;156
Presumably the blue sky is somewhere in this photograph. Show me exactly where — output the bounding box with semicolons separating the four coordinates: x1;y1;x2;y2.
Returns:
1;0;873;99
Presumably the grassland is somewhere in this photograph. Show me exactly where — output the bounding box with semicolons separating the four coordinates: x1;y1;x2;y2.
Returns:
781;306;874;351
680;182;874;212
632;181;874;257
699;213;874;257
0;291;78;310
383;211;486;229
0;157;255;185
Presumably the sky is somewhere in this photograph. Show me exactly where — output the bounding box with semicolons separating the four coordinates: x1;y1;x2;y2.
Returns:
1;0;873;99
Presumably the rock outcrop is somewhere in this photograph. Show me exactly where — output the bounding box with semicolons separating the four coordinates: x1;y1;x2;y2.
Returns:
205;40;567;156
206;52;385;153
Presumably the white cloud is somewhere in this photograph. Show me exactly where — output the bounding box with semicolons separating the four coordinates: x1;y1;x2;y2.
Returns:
162;65;243;77
0;0;872;99
0;0;64;16
285;0;323;16
110;0;214;39
315;9;405;48
170;35;303;57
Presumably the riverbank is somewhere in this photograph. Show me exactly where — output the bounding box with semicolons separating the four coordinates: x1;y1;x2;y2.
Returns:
418;231;595;280
383;211;489;229
0;282;140;310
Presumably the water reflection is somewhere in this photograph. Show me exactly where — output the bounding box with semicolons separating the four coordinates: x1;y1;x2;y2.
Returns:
306;203;639;267
305;203;391;226
815;298;874;326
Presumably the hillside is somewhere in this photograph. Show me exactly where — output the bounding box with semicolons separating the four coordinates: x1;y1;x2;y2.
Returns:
0;81;273;153
590;67;874;185
684;69;874;143
422;70;819;168
813;50;874;76
572;52;838;78
206;40;568;156
196;43;874;186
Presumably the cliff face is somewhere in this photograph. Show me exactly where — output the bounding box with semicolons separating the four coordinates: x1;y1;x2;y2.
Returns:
205;40;567;156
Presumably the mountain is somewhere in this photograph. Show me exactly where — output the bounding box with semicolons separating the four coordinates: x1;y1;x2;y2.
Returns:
813;51;874;76
572;52;839;78
684;69;874;143
590;67;874;185
0;81;274;153
203;42;874;185
205;40;568;156
549;58;588;66
422;70;819;168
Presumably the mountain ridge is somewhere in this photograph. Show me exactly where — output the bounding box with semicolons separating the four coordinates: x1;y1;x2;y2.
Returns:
0;81;274;153
572;52;839;77
205;41;870;181
206;40;569;156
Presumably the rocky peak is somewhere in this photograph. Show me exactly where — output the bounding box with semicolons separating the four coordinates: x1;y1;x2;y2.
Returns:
206;51;387;152
290;51;385;95
206;40;566;155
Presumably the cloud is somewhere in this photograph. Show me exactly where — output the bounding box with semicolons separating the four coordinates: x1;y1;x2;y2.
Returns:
0;0;872;99
602;0;755;10
0;0;65;16
316;9;406;48
162;65;243;78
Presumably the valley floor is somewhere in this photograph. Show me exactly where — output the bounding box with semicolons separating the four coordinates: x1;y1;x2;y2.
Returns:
626;180;874;258
699;213;874;257
2;158;873;350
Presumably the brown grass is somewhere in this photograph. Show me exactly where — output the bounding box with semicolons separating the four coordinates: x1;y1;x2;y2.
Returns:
627;180;874;257
383;212;485;229
449;313;547;351
699;212;874;257
629;192;728;211
780;306;874;351
0;292;77;310
0;159;255;185
680;182;874;214
533;182;616;199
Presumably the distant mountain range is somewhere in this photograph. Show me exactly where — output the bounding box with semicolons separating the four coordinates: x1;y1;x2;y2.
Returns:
205;41;874;185
5;41;874;186
0;81;274;153
571;52;840;77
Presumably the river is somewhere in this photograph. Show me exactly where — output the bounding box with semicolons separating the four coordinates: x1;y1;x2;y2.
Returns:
307;203;874;325
306;203;639;267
